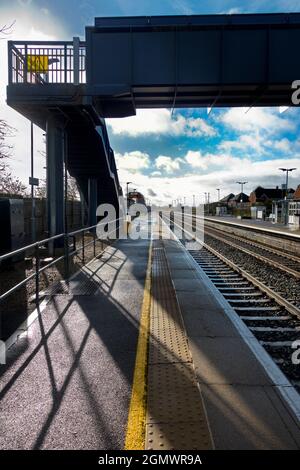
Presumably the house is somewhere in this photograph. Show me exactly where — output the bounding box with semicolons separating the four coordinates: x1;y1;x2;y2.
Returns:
216;193;235;215
249;186;283;205
231;192;249;207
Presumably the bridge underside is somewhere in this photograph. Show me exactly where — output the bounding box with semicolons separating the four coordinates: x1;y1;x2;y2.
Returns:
86;13;300;117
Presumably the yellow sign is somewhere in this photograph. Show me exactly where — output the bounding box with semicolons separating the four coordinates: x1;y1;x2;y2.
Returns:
27;55;49;73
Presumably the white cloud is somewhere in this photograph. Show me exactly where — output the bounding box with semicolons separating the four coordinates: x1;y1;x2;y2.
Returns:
115;151;150;174
185;150;206;169
107;109;216;138
155;156;182;173
270;138;292;153
220;107;294;134
219;133;266;154
116;145;300;206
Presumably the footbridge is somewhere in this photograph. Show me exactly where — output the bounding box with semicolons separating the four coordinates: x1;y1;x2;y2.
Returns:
7;12;300;235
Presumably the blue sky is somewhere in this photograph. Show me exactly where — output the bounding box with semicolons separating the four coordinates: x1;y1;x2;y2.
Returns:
1;0;300;204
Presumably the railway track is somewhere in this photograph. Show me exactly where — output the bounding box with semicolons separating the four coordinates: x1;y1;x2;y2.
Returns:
161;212;300;394
204;222;300;278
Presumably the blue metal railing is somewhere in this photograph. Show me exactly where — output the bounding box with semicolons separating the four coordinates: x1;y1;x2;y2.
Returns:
0;218;123;309
8;40;86;85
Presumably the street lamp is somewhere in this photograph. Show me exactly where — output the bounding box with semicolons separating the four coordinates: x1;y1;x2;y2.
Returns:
279;168;297;225
126;181;132;198
236;181;248;203
207;192;210;215
278;168;297;199
216;188;220;201
193;194;195;206
126;181;132;215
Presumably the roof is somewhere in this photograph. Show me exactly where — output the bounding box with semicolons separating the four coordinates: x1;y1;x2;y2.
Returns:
219;193;235;203
94;13;300;29
251;186;283;199
294;184;300;200
234;192;249;202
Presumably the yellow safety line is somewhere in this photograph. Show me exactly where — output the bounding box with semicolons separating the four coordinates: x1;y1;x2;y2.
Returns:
124;239;152;450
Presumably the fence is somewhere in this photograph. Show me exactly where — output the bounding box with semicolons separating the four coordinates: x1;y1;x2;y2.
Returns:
0;218;123;341
8;39;86;85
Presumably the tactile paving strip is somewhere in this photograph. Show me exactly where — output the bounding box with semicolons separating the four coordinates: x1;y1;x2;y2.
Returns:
146;422;212;451
146;241;213;450
146;363;207;424
149;327;191;364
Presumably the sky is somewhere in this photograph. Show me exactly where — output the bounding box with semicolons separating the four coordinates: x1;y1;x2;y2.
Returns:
1;0;300;205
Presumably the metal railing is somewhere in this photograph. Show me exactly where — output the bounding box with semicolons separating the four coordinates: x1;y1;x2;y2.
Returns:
0;218;123;310
8;39;86;85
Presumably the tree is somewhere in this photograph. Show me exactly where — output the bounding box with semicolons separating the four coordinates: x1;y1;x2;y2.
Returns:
0;22;27;197
0;21;15;37
0;119;14;163
0;119;27;196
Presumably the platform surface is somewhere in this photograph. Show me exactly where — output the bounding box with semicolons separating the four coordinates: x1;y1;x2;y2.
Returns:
0;239;149;450
1;214;300;450
206;215;300;236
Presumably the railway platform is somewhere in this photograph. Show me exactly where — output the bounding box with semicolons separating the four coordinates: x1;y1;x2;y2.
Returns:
1;215;300;450
206;216;300;237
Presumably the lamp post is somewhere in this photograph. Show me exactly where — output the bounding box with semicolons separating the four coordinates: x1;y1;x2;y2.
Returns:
279;168;297;199
126;181;132;214
217;188;220;201
279;168;297;224
30;121;36;242
207;192;210;215
193;194;195;207
236;181;248;203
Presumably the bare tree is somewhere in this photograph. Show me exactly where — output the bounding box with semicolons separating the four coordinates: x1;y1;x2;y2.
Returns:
0;21;15;38
0;119;27;196
0;119;14;163
35;174;80;200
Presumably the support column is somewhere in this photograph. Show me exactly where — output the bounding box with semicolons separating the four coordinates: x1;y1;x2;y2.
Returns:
46;116;64;240
88;177;98;228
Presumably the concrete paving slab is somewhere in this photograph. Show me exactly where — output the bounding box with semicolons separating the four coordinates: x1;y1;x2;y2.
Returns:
190;336;270;385
172;279;209;293
181;309;239;338
200;383;300;449
168;269;198;279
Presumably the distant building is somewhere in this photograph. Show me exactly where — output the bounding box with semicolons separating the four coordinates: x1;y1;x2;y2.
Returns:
293;184;300;200
219;193;235;205
216;193;235;215
249;186;283;205
288;185;300;228
232;192;249;206
272;186;299;227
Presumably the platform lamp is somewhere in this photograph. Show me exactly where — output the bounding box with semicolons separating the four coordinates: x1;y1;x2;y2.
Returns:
279;168;297;199
126;181;132;215
217;188;220;202
236;181;248;203
279;168;297;225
